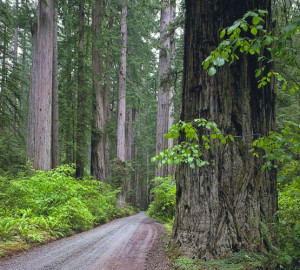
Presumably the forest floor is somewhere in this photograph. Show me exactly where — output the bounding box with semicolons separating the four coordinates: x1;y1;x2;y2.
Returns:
0;212;172;270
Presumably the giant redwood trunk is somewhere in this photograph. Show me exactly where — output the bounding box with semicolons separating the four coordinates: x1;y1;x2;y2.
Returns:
172;0;277;259
155;0;171;178
91;0;107;182
34;0;54;170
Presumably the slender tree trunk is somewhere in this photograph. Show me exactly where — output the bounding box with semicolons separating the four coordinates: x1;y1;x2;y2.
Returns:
76;1;87;178
167;0;176;177
117;0;127;162
155;0;171;178
103;15;113;176
26;22;38;162
0;24;7;103
126;107;137;205
52;7;59;168
172;0;277;259
91;0;107;182
13;0;19;63
34;0;54;170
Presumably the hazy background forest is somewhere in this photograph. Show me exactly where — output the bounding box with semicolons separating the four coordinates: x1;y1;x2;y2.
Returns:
0;0;299;269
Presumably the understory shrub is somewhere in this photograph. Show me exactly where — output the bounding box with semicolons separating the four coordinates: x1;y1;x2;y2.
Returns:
0;164;135;256
146;176;176;222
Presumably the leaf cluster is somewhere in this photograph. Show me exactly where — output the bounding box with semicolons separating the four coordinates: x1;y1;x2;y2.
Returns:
151;118;234;169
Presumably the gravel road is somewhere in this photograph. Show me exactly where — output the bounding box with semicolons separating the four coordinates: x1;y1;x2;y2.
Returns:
0;212;171;270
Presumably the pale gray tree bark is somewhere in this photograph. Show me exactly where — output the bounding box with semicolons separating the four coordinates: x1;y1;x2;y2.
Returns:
117;0;127;162
172;0;277;259
34;0;54;170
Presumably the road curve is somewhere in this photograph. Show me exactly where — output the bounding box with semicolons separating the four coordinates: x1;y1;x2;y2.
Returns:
0;212;160;270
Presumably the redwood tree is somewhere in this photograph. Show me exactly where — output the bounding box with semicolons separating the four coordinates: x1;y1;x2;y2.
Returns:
91;0;107;182
172;0;277;259
155;0;171;178
117;0;127;162
34;0;54;170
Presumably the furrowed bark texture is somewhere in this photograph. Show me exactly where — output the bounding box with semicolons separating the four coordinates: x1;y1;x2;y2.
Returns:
34;0;53;170
172;0;277;259
117;0;127;162
76;1;87;178
52;8;59;168
155;0;171;178
26;22;37;162
91;0;107;182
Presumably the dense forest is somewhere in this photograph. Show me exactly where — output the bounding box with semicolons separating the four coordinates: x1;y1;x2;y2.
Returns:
0;0;299;269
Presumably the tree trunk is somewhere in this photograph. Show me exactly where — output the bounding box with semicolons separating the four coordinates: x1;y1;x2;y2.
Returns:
91;0;107;182
26;22;38;162
103;14;113;176
52;7;59;168
34;0;54;170
117;0;127;162
76;1;87;178
13;0;19;63
155;0;171;178
167;0;176;177
172;0;277;259
126;107;138;205
0;22;7;103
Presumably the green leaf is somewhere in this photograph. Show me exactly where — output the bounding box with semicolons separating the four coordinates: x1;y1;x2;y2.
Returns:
255;69;262;78
208;67;217;76
257;10;268;16
251;27;258;35
220;29;226;39
213;57;225;67
252;16;260;25
203;60;210;70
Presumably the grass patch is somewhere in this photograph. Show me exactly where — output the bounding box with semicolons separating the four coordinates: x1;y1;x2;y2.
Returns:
172;252;268;270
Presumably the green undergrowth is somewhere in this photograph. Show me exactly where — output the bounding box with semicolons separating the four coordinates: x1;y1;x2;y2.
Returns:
146;176;176;223
0;164;136;258
172;252;270;270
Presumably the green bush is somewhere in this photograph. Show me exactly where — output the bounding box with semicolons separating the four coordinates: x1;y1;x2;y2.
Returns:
146;176;176;222
0;164;136;256
275;179;300;268
53;198;94;232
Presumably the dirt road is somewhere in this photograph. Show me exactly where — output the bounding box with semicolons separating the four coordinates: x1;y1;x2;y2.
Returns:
0;212;171;270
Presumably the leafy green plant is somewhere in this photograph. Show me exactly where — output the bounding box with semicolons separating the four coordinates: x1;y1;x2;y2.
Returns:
0;218;17;241
0;164;136;257
147;176;176;222
202;10;299;95
151;118;234;169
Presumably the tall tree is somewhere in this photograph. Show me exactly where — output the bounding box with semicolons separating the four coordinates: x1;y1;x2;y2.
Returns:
34;0;54;170
52;7;59;168
75;0;87;178
91;0;107;182
172;0;277;259
155;0;172;177
117;0;127;162
26;21;37;162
